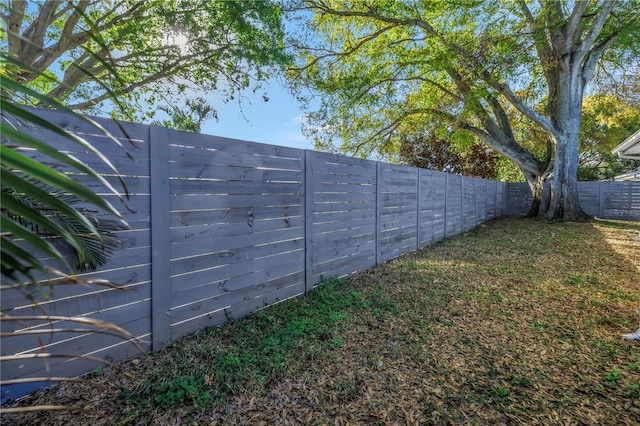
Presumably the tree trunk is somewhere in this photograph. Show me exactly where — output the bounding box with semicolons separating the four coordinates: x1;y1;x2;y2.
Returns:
525;135;589;221
526;171;588;221
520;56;590;222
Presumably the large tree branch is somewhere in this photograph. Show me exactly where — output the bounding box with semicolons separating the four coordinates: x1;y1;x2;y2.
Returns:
5;0;27;58
21;0;58;62
308;1;561;140
565;0;591;46
50;1;77;22
485;75;558;137
25;1;91;74
577;0;615;56
295;24;396;72
66;45;233;110
543;0;567;56
60;1;90;46
430;107;543;175
16;0;148;82
582;33;618;83
44;52;99;100
565;1;615;73
517;0;554;84
441;67;543;174
486;95;516;142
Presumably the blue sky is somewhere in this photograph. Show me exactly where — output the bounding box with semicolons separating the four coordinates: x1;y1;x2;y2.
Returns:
197;76;314;152
191;14;317;152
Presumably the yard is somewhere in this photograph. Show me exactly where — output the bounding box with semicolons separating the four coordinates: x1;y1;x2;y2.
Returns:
4;217;639;425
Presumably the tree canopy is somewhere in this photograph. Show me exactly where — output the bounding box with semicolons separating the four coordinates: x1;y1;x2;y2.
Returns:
578;94;640;180
289;0;640;220
398;131;501;179
2;0;290;120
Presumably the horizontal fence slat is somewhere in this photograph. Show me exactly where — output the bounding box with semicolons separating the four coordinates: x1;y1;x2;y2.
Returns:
170;193;303;211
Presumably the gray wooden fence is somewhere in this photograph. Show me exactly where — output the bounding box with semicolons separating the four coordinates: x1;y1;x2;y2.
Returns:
506;182;640;220
1;109;637;402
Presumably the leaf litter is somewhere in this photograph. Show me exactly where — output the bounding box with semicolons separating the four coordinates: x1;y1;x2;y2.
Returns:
3;217;639;425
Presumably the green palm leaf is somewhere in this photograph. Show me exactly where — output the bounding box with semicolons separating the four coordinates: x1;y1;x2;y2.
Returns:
0;5;144;405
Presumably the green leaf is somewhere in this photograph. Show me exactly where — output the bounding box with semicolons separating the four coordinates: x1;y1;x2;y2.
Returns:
0;215;71;272
0;123;126;202
0;192;87;270
0;99;131;200
0;171;98;255
0;237;45;282
1;146;124;222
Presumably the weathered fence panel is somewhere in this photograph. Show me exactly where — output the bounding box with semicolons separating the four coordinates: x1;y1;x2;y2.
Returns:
307;151;377;285
599;181;640;221
165;131;306;341
578;182;600;217
378;163;418;263
506;182;532;215
462;177;477;232
487;181;498;220
445;174;463;237
497;182;506;217
505;181;640;220
2;108;637;402
476;180;488;224
418;169;446;247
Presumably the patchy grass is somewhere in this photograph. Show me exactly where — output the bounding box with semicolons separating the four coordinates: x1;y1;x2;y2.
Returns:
3;218;639;425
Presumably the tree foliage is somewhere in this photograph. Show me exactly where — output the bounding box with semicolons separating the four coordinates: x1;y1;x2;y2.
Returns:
398;131;500;179
152;97;217;133
289;0;640;220
578;95;640;180
2;0;290;120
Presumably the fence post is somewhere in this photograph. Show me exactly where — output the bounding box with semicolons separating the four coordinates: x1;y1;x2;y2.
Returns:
503;182;509;216
444;173;449;238
598;181;606;218
304;150;314;294
375;161;382;265
460;176;464;232
416;168;421;250
150;125;171;351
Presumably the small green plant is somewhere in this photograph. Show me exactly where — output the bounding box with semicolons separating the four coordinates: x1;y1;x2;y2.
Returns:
605;368;622;389
592;338;618;358
625;383;639;398
89;366;103;378
568;275;584;285
532;319;546;331
332;337;345;348
490;386;510;398
153;376;212;409
510;374;533;388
